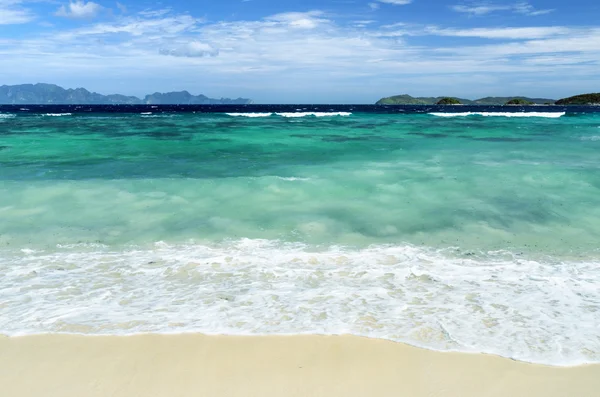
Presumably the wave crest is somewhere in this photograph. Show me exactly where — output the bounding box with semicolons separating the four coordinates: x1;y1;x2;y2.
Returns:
429;112;565;118
225;112;352;118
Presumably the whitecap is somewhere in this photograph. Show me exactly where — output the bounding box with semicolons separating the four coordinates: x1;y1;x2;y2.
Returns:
225;113;273;117
0;114;15;119
429;112;565;118
43;113;73;117
275;177;311;181
225;112;351;118
275;112;352;118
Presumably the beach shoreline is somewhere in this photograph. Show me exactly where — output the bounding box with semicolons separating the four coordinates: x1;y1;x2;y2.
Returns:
1;334;599;397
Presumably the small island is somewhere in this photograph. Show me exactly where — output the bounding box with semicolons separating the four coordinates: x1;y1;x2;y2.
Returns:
436;97;462;105
555;93;600;105
505;98;534;105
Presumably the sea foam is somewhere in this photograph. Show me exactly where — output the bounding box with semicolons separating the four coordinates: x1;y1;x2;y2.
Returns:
429;112;566;118
226;112;352;118
226;113;274;117
581;136;600;141
276;112;352;118
43;113;73;117
1;239;598;366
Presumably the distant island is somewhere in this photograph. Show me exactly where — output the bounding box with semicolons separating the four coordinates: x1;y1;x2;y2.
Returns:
436;97;462;105
555;93;600;105
0;83;253;105
376;94;556;106
505;98;534;106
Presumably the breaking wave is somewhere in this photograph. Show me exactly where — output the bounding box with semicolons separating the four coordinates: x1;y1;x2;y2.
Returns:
429;112;565;118
1;239;598;366
226;112;352;118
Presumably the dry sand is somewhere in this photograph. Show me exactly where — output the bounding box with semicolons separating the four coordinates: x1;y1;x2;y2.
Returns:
1;334;599;397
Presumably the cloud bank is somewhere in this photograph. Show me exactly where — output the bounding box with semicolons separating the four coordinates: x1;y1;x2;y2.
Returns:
0;5;597;102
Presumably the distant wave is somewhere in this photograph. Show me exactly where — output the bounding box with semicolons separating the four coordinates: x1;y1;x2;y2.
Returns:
429;112;565;118
140;114;180;118
225;112;352;118
581;136;600;141
275;176;311;181
276;112;352;118
43;113;73;117
226;113;274;118
0;114;16;119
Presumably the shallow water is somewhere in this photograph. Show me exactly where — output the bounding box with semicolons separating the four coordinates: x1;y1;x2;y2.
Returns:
1;107;599;365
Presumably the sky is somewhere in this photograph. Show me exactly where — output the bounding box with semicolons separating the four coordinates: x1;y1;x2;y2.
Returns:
0;0;599;103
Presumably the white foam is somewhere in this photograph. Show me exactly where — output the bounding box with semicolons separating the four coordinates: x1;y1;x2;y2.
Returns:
225;112;352;118
275;112;352;118
140;112;153;115
0;114;16;119
581;136;600;141
1;240;598;366
140;114;178;118
226;112;273;117
429;112;565;118
43;113;72;117
276;177;311;181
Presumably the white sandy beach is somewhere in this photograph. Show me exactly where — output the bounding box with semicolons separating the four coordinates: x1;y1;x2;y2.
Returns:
1;334;599;397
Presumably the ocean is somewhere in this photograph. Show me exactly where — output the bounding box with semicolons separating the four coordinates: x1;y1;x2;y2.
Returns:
1;104;599;366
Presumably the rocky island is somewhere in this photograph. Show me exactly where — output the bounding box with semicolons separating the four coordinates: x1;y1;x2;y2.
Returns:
0;83;253;105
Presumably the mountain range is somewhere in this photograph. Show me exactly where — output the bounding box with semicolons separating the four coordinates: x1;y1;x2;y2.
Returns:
0;83;253;105
376;94;556;105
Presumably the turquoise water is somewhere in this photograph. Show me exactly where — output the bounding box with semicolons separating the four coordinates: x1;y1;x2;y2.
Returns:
1;109;599;365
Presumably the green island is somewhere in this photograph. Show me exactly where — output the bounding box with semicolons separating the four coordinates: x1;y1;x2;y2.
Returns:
505;98;534;105
377;92;600;106
436;97;462;105
376;94;555;105
555;93;600;105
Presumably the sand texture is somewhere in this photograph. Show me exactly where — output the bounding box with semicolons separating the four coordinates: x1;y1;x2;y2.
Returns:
1;334;599;397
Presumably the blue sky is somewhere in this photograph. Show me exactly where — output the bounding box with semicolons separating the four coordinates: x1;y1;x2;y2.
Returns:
1;0;599;103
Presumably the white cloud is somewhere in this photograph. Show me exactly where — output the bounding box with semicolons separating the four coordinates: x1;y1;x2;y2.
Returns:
138;8;172;18
265;11;328;29
452;2;554;16
159;41;218;58
378;0;413;4
0;8;32;24
59;14;200;37
513;2;554;16
55;1;103;19
0;0;34;24
1;6;598;102
116;2;126;14
427;26;570;40
452;4;510;15
369;3;380;10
